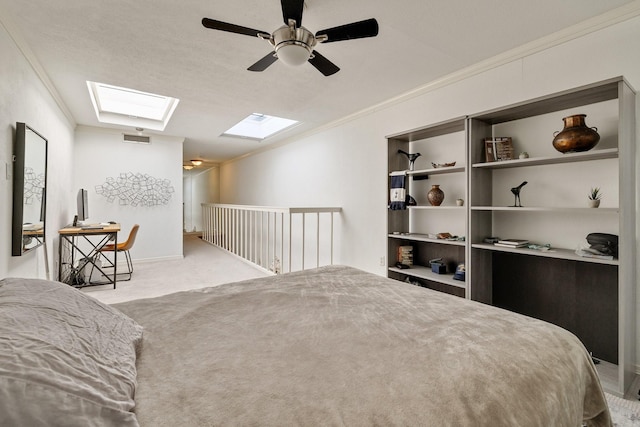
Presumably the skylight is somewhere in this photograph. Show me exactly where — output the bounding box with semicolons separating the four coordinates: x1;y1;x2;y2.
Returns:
87;81;179;131
222;114;298;140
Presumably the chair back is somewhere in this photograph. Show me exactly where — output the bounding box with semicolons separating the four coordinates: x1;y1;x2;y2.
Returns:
120;224;140;251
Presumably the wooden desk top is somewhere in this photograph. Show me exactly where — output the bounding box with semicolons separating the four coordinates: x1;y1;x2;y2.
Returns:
59;223;121;235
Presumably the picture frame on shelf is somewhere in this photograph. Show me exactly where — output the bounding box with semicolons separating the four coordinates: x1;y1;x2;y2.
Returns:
484;137;513;162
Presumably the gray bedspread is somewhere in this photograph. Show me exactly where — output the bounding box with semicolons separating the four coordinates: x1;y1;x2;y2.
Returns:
114;265;611;426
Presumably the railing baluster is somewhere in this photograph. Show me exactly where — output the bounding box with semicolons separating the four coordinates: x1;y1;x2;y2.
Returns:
213;206;217;246
301;213;305;271
288;212;292;273
316;212;320;268
216;207;219;246
233;209;237;255
330;212;334;265
250;210;254;264
224;208;227;250
272;212;276;273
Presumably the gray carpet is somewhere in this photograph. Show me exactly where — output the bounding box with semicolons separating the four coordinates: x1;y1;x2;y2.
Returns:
82;234;269;305
607;394;640;426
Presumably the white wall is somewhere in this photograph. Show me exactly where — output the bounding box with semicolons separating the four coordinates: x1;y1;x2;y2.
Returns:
220;15;640;277
183;166;219;232
73;126;184;263
0;21;74;279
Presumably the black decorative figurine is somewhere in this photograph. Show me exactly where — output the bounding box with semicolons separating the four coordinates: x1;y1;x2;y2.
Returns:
510;181;528;207
398;149;421;171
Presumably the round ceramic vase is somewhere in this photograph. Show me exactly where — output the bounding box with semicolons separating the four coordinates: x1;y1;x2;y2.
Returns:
428;185;444;206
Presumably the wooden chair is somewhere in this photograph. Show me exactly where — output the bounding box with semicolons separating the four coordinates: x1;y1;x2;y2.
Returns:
98;224;140;281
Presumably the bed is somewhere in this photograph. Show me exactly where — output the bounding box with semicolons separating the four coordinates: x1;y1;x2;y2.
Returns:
0;266;611;426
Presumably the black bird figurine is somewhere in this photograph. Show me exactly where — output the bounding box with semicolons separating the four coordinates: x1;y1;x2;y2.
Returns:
510;181;528;207
398;150;421;171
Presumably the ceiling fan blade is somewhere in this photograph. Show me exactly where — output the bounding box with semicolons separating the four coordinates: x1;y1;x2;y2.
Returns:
316;18;379;43
248;53;279;72
202;18;269;38
281;0;304;27
308;51;340;76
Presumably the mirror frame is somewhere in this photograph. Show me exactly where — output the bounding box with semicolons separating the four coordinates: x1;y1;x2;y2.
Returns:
12;122;48;256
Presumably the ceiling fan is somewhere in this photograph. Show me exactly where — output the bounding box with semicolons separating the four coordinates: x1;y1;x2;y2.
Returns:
202;0;379;76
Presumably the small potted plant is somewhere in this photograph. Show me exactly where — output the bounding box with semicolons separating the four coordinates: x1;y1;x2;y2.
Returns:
588;187;601;208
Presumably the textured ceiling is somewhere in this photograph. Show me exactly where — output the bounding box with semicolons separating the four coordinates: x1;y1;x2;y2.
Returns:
0;0;636;165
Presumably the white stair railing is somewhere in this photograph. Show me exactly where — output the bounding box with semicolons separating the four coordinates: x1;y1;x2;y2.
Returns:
201;204;341;274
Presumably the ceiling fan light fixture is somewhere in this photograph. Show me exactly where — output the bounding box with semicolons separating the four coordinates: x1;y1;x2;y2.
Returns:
191;159;203;166
276;42;312;66
183;165;195;170
271;24;316;67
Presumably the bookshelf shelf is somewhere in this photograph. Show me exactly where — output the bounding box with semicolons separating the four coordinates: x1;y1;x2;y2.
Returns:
387;165;466;177
471;243;618;265
470;206;619;213
388;266;465;289
471;148;618;169
388;233;465;246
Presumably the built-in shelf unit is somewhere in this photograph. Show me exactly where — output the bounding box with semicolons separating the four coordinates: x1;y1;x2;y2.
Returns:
387;117;467;297
386;77;636;397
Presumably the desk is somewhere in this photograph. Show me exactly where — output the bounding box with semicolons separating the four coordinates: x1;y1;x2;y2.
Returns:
22;227;44;252
58;223;120;289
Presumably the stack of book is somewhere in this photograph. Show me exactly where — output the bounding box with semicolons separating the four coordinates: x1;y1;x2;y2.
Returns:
575;247;614;260
494;239;529;248
397;245;413;265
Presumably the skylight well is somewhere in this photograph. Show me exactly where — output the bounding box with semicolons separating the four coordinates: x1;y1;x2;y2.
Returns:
223;113;298;141
87;81;179;131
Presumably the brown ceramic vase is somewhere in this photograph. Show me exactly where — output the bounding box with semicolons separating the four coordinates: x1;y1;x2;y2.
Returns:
427;185;444;206
552;114;600;153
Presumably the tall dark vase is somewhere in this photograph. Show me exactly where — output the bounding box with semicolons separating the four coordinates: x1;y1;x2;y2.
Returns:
427;185;444;206
552;114;600;153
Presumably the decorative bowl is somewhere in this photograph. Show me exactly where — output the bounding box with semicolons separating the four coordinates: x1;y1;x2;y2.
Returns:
431;161;456;168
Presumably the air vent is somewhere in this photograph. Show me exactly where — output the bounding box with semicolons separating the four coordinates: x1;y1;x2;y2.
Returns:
123;134;151;144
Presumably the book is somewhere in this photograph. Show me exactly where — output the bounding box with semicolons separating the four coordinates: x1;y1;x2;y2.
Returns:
496;239;529;246
484;137;514;162
494;242;527;248
397;245;413;265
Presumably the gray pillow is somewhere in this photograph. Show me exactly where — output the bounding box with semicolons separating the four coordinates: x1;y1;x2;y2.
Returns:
0;277;143;426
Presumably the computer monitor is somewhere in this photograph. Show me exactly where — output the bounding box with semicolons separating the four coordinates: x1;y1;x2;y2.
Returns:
77;188;89;222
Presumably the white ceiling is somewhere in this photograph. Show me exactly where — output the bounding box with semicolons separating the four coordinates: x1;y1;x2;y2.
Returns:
0;0;637;165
